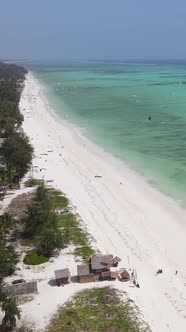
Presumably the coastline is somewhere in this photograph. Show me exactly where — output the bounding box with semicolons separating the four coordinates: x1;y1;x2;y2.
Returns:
19;72;186;331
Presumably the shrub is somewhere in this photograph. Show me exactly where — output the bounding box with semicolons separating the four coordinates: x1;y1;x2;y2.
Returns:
0;293;21;332
46;188;69;209
24;178;44;187
23;252;48;265
37;228;64;257
0;242;18;279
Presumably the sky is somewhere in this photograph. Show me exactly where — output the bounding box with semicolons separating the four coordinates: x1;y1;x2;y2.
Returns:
0;0;186;60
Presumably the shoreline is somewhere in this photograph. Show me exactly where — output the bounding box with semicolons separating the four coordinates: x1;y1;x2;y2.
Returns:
36;71;186;211
36;72;186;217
19;72;186;331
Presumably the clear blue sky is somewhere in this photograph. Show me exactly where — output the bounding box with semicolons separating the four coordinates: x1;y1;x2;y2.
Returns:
0;0;186;60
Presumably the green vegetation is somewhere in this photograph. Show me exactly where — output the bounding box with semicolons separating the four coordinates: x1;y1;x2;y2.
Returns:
21;184;96;263
0;213;17;281
0;213;13;237
73;246;96;262
0;241;18;280
0;61;32;198
37;228;64;257
24;178;44;187
47;287;149;332
0;100;23;135
23;252;48;265
2;132;33;184
0;289;21;332
46;188;69;209
22;185;58;238
0;62;27;81
22;185;65;261
0;61;34;330
57;213;97;262
0;213;20;330
20;238;39;247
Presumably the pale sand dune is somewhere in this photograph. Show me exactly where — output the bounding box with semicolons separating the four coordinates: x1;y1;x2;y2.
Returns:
18;73;186;331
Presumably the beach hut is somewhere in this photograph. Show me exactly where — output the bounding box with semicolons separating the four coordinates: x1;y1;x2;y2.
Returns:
54;268;70;286
77;264;100;283
77;264;90;282
119;269;130;282
77;264;92;283
90;254;113;273
100;270;119;281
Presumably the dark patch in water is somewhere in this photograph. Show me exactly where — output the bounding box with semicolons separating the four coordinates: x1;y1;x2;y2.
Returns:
148;81;180;86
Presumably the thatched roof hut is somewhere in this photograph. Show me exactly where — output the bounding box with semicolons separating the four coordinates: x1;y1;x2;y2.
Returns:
77;264;90;277
120;269;130;281
54;268;70;286
91;254;113;272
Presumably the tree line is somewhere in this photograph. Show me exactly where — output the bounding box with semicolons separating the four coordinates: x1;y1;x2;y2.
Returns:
0;62;33;197
0;213;20;331
0;62;33;331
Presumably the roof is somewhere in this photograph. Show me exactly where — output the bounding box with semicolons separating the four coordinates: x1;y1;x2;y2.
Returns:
77;264;90;276
54;268;70;279
113;256;121;263
121;270;130;279
111;271;118;278
91;255;113;270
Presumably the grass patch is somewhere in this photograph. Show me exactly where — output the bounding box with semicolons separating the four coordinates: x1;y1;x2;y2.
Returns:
57;214;77;228
20;185;96;264
23;252;48;265
47;287;150;332
24;178;44;187
74;246;97;263
46;188;69;209
57;213;97;262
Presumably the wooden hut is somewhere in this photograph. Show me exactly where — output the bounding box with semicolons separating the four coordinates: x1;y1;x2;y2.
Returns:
77;264;100;283
119;269;130;282
77;264;90;283
90;254;113;273
54;268;70;286
100;270;119;281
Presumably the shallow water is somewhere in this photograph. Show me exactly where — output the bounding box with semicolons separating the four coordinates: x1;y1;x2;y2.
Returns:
29;61;186;205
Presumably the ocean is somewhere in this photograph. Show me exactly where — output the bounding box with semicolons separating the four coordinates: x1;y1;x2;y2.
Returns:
29;61;186;205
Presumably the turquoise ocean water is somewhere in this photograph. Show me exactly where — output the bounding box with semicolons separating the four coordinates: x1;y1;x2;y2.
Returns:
29;61;186;205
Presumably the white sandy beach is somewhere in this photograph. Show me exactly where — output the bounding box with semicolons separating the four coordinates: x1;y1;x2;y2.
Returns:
13;72;186;331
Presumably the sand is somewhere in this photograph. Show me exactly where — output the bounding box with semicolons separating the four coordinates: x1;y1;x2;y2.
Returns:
6;72;186;331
